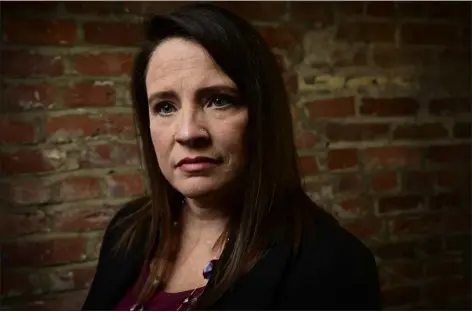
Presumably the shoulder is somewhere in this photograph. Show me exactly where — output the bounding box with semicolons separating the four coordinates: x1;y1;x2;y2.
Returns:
278;207;381;309
300;208;376;269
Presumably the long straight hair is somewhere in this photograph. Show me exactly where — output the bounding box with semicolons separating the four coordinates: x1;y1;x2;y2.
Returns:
119;3;318;309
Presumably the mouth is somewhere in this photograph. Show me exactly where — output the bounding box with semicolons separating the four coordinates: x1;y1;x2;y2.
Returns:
176;156;222;173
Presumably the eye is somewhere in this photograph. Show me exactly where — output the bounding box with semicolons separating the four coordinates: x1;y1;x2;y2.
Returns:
154;101;176;116
207;94;236;109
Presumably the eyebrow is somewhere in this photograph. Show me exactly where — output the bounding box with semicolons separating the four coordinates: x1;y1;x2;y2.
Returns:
147;85;239;106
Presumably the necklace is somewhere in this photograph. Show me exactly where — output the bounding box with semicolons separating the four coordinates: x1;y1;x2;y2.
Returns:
130;199;228;311
130;259;217;311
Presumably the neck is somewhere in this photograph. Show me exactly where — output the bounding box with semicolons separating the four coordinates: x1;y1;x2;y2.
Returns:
182;197;229;234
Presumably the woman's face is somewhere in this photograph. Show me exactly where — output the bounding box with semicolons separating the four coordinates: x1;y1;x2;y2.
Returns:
145;38;248;199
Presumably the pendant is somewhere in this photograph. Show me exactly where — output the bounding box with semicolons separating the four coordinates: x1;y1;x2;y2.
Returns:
203;259;217;280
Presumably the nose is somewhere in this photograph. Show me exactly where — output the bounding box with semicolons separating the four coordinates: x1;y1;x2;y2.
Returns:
174;106;210;148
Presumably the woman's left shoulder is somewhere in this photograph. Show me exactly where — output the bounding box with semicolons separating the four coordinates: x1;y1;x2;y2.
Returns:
295;209;378;279
276;208;381;309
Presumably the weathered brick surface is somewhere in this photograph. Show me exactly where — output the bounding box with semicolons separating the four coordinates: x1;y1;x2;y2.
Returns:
1;1;470;310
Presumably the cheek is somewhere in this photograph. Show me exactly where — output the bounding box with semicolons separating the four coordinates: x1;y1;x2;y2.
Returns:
215;113;248;160
150;122;172;161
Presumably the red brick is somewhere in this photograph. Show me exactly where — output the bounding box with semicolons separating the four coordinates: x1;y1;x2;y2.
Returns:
51;204;118;231
65;1;122;14
2;1;58;14
14;290;88;310
274;53;287;71
1;270;42;297
0;118;37;144
383;261;422;286
363;146;422;169
55;176;102;202
373;241;417;260
428;2;471;19
393;122;448;140
326;123;390;142
290;105;298;122
0;149;53;175
83;22;144;45
426;144;471;164
391;215;440;236
438;48;470;65
401;23;462;46
73;266;97;289
306;97;355;118
2;50;64;77
122;1;190;15
342;217;383;238
298;156;318;176
8;179;51;205
366;1;395;17
337;174;362;193
257;26;302;50
215;1;287;21
3;237;87;267
335;198;366;218
327;149;358;170
331;46;368;67
79;142;140;169
425;277;470;302
429;98;471;115
2;83;57;111
401;171;434;193
373;46;435;68
445;234;470;252
73;53;133;76
337;22;395;43
453;122;471;138
442;214;471;233
294;129;318;149
47;113;135;142
63;83;115;108
425;258;469;277
378;195;424;214
397;2;431;17
430;193;461;211
2;211;47;238
371;172;397;192
338;2;364;15
382;286;421;307
284;73;298;96
360;98;420;116
290;2;334;25
435;171;469;189
3;19;77;45
47;115;103;142
107;173;145;197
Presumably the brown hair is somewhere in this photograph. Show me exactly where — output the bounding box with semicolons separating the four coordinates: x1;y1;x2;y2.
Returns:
118;3;319;309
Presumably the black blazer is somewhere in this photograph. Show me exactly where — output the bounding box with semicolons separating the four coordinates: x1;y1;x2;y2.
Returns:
82;197;381;310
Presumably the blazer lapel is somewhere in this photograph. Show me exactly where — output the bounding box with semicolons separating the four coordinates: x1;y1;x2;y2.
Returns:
209;242;293;310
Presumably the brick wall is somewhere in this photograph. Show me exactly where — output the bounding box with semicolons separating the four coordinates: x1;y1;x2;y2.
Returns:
1;1;470;310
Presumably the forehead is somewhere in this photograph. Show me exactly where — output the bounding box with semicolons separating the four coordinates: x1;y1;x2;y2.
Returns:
145;38;235;96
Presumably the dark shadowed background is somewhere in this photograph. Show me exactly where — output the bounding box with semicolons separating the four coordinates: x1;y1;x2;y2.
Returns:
1;1;471;310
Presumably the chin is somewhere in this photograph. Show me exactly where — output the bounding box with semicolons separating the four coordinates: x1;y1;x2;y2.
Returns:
173;177;226;199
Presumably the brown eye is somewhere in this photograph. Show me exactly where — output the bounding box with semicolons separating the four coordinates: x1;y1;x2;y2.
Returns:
154;102;176;116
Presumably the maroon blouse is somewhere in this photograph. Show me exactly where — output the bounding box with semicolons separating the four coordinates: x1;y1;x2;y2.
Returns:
115;266;205;311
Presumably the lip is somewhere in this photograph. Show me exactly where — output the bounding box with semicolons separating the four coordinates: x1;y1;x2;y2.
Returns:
176;156;220;173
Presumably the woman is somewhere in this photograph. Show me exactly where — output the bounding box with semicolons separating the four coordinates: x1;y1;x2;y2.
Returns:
82;3;381;311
